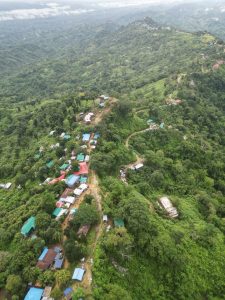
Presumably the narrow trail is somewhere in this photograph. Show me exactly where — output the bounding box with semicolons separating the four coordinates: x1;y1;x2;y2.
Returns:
123;108;154;212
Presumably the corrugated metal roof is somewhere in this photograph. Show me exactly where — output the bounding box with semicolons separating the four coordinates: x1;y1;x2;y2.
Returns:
72;268;85;281
21;216;36;236
24;287;44;300
38;247;48;261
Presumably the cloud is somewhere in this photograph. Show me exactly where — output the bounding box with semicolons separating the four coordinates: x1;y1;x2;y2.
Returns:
0;3;94;21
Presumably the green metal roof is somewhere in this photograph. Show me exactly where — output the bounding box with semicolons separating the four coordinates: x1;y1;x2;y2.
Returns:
80;176;88;183
114;218;125;228
21;216;36;236
46;160;54;168
77;153;85;162
52;208;62;217
64;134;71;140
60;163;69;171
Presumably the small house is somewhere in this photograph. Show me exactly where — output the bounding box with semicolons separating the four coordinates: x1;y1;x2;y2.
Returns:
42;286;52;300
37;248;57;270
77;153;85;162
24;287;44;300
134;163;144;170
60;188;73;201
21;216;36;236
80;176;88;184
46;160;54;168
72;268;85;281
99;95;109;102
53;257;64;269
64;196;75;205
114;218;124;228
60;163;70;171
52;207;63;218
65;175;80;188
74;162;89;176
64;287;73;300
85;155;90;162
0;182;12;190
79;183;88;192
159;196;178;218
77;224;90;237
82;133;91;142
74;188;83;196
103;215;108;223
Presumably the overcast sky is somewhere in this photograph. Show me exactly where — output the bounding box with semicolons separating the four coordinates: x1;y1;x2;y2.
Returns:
0;0;205;22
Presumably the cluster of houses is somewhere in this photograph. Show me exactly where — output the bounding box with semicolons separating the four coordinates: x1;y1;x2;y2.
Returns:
37;246;64;271
21;131;102;298
147;119;164;130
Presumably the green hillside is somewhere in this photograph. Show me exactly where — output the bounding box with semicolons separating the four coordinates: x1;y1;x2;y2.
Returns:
0;17;224;299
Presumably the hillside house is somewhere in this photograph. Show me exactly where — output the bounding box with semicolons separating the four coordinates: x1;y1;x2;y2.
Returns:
74;162;89;176
64;287;73;300
77;153;85;162
24;287;44;300
114;218;125;228
42;286;52;300
84;112;94;124
0;182;12;190
60;188;73;201
82;133;91;142
77;224;90;237
99;95;109;102
37;248;58;271
72;268;85;281
165;98;182;106
21;216;36;236
65;174;80;188
103;215;108;223
159;196;178;218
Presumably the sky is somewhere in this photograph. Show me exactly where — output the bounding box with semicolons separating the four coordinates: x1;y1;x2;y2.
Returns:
0;0;204;21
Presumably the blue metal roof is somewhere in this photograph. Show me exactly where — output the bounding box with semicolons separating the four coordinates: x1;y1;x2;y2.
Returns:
24;287;44;300
82;133;91;142
64;287;73;296
54;258;64;269
66;174;80;187
72;268;85;281
38;247;48;261
54;246;62;253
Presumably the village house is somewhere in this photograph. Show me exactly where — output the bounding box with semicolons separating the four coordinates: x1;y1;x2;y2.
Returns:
159;196;178;218
24;287;44;300
37;247;63;271
42;286;53;300
77;224;90;238
21;216;36;237
0;182;12;190
84;112;95;124
64;287;73;300
165;98;182;106
72;267;85;281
